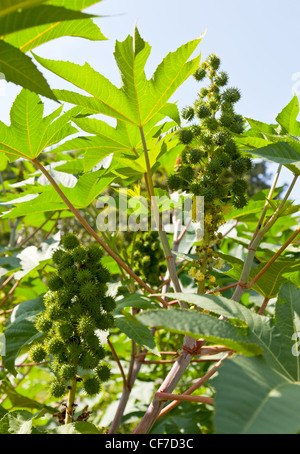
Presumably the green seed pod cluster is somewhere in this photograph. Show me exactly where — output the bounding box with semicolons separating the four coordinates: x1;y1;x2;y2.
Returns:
132;231;167;287
28;233;114;399
168;54;252;290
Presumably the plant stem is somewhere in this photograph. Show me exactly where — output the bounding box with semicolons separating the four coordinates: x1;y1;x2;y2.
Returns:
155;392;214;405
65;376;77;424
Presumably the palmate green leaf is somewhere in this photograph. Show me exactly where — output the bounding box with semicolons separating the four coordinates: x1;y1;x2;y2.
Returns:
211;283;300;434
247;141;300;174
0;88;80;160
33;26;203;129
114;314;159;356
0;0;47;18
137;308;263;357
0;5;96;36
3;295;45;375
4;0;107;52
161;289;299;379
276;95;300;136
1;168;115;218
0;41;56;100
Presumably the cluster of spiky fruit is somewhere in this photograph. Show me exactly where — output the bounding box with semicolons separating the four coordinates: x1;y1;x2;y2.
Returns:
168;53;251;215
132;231;167;287
28;234;115;399
168;54;252;291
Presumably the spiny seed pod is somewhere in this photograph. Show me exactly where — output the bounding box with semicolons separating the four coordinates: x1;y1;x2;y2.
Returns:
199;87;209;98
232;194;248;209
190;124;202;138
83;376;101;396
84;334;100;350
61;267;75;283
95;313;115;331
188;149;203;165
77;314;95;337
79;351;99;370
59;253;75;271
55;321;74;341
222;87;241;104
44;337;65;355
49;379;66;398
212;131;228;146
168;174;183;191
223;139;237;154
178;166;194;182
87;245;103;263
47;274;64;292
60;364;76;381
203;117;219;132
231;178;248;194
101;296;117;313
179;129;193;145
29;344;47;363
231;159;247;176
240;157;252;172
201;187;216;202
193;67;206;81
79;281;99;302
207;53;221;70
35;313;52;333
95;267;111;283
196;103;210;119
207;160;223;177
76;269;93;284
71;246;87;264
181;106;194;121
215;71;228;87
95;365;111;383
52;249;65;265
61;233;80;250
189;181;203;196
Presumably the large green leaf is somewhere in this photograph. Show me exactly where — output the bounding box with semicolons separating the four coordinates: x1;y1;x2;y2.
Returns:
0;88;80;160
114;314;159;356
0;41;57;100
213;283;300;433
0;5;96;36
137;307;263;357
33;26;203;129
276;95;300;136
248;141;300;174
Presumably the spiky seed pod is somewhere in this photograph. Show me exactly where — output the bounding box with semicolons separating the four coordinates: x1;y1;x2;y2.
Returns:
232;194;248;209
71;247;87;264
29;344;47;363
44;337;65;355
212;131;228;146
196;103;210;119
95;313;114;331
188;149;202;165
60;364;76;381
59;253;75;271
77;314;95;337
61;267;75;283
201;131;213;146
222;87;241;104
83;376;101;396
190;124;202;138
78;351;99;370
47;274;64;292
101;296;117;313
203;117;219;132
190;181;204;196
95;365;111;383
61;233;80;250
35;313;52;333
43;291;56;307
55;322;74;341
168;174;183;191
86;245;103;263
199;87;209;98
240;157;252;172
178;166;194;182
76;269;93;284
207;53;221;70
79;281;99;303
94;345;106;361
52;249;65;265
207;99;219;111
220;112;235;128
57;288;74;308
207;160;223;177
45;303;66;322
202;187;216;202
67;342;83;363
215;71;228;87
181;106;194;121
193;67;206;81
214;152;231;169
231;178;248;194
223;139;237;155
230;122;244;134
231;159;247;176
179;129;193;145
84;334;100;350
49;379;66;398
95;267;111;284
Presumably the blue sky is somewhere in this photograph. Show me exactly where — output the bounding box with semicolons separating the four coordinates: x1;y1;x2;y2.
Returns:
1;0;299;200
